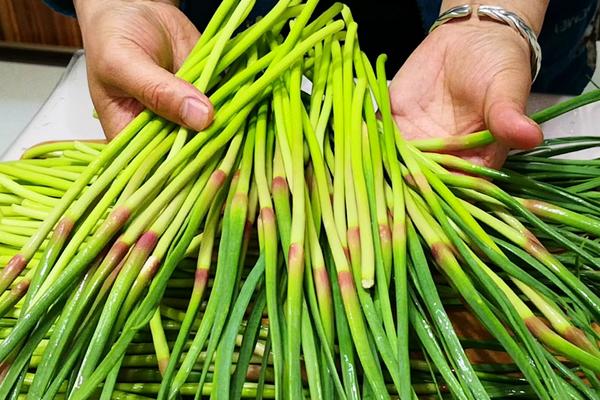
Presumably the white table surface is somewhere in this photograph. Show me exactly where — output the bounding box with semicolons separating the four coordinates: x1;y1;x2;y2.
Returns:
1;51;103;161
2;52;600;161
0;61;65;153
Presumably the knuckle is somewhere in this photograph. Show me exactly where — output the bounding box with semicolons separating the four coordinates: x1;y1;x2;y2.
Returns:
140;81;173;112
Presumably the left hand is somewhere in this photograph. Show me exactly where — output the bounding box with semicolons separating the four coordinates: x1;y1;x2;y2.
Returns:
75;0;213;140
389;16;543;168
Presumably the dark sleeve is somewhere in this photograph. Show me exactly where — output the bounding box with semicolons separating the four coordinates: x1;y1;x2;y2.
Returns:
415;0;442;30
533;0;599;94
336;0;426;74
43;0;76;17
182;0;278;31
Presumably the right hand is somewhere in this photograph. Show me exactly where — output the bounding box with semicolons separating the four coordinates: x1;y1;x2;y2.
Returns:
74;0;214;139
389;17;542;169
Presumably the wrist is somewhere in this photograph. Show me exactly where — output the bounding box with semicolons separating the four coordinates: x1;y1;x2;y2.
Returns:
431;4;542;80
74;0;180;36
74;0;180;19
434;17;530;56
440;1;548;34
73;0;118;23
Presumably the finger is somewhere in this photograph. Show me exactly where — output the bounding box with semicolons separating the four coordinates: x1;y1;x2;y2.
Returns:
453;141;510;169
152;3;201;70
86;77;146;140
484;70;543;150
167;18;201;70
100;52;214;132
98;97;145;140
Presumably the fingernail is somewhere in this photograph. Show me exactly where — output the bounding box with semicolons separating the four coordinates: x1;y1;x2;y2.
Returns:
181;97;210;130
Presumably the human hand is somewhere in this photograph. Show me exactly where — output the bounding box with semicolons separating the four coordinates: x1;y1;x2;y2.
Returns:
74;0;213;139
389;16;543;168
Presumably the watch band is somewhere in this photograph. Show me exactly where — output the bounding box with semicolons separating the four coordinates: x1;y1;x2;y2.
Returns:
429;4;542;81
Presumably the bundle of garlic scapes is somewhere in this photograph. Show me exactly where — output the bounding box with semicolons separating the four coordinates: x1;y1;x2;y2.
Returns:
0;1;599;399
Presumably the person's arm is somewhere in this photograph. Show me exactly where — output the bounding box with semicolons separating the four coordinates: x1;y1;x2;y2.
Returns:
389;1;549;168
440;1;548;34
73;0;212;139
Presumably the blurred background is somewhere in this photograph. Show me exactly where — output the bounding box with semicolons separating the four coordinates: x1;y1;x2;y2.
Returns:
0;0;81;50
0;0;82;150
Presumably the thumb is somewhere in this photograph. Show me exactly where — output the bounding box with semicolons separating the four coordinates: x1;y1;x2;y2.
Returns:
104;54;214;132
484;72;543;150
